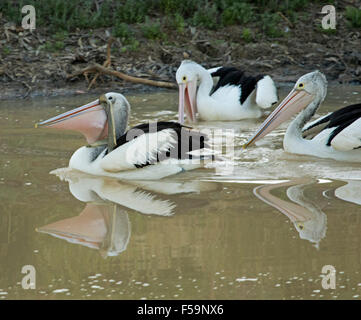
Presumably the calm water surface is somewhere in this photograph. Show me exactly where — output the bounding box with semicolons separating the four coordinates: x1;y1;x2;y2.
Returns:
1;86;361;300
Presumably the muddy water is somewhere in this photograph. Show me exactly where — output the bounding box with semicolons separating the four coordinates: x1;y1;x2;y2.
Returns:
1;86;361;300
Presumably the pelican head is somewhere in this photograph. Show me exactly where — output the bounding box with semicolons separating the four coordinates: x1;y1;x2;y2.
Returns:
294;217;327;246
243;71;328;148
176;60;199;124
36;92;130;150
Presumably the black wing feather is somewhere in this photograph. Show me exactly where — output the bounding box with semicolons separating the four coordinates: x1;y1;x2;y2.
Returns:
210;67;264;104
302;103;361;146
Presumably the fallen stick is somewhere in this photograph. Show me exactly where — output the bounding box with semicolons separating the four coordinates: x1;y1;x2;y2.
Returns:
68;64;177;89
67;37;177;89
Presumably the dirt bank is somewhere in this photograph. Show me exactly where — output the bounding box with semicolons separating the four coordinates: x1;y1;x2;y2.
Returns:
0;2;360;100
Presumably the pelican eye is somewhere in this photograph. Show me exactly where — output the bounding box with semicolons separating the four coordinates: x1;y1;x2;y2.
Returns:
298;83;304;89
182;76;187;82
297;223;304;230
108;96;116;103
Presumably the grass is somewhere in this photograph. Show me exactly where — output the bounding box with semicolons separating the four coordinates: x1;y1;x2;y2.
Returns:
42;40;65;52
345;6;361;29
0;0;357;44
113;23;132;40
53;31;68;41
317;24;338;35
192;3;219;30
241;28;253;43
141;18;166;40
171;13;187;34
2;46;11;56
221;2;254;26
261;13;285;38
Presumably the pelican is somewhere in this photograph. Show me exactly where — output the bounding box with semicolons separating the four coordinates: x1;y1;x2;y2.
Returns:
176;60;278;123
36;92;213;180
243;71;361;162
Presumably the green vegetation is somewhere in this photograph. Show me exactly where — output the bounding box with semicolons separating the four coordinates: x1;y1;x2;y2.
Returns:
241;28;253;43
345;6;361;29
115;0;150;24
113;22;132;40
53;30;68;41
112;22;140;51
221;2;253;26
317;24;338;35
141;18;166;40
171;13;187;34
192;4;218;30
42;40;65;52
0;0;355;44
2;46;11;56
261;13;285;38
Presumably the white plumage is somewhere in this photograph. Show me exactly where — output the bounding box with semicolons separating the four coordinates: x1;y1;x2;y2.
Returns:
176;60;278;122
330;117;361;151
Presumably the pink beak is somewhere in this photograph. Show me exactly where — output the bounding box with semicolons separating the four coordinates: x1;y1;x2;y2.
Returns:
178;80;197;124
243;89;315;148
35;99;108;144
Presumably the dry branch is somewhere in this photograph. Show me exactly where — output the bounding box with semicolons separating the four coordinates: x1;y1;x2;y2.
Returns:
67;37;177;90
68;64;177;89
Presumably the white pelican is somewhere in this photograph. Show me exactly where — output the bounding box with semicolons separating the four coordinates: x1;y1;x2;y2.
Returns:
243;71;361;162
176;60;278;122
36;92;212;180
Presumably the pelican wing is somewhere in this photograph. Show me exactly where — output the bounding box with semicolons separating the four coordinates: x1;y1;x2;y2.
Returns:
207;66;222;75
208;67;222;86
302;113;332;139
330;117;361;151
303;103;361;150
100;128;177;172
100;122;209;172
255;75;278;109
209;67;277;108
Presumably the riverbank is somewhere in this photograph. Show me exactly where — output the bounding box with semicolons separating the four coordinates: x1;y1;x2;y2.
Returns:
0;1;360;100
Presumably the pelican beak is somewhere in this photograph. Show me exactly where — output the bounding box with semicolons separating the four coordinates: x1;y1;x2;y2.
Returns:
243;88;315;148
35;98;108;144
99;94;117;152
178;79;197;124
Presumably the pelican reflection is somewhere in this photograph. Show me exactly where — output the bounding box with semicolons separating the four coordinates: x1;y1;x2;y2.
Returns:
254;179;328;247
334;179;361;206
37;168;218;257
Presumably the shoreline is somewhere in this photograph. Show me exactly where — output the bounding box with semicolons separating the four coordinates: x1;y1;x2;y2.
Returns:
0;78;359;101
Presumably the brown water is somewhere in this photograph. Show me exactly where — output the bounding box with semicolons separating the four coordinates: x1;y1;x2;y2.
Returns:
1;87;361;300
